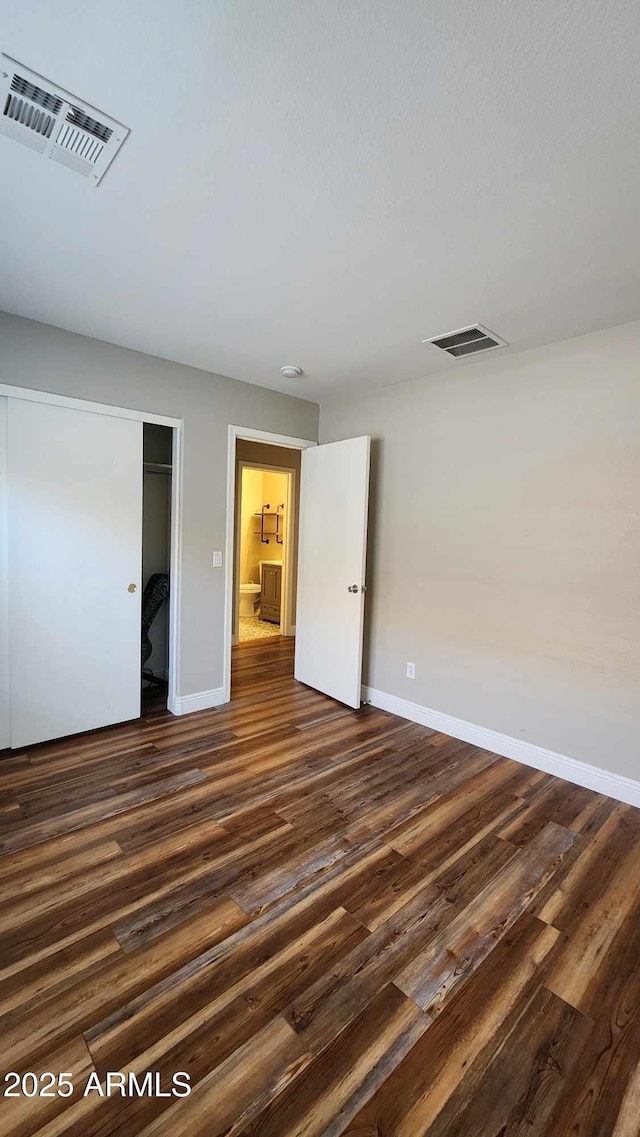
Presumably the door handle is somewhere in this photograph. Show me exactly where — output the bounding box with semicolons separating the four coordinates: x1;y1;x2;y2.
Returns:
347;584;359;593
127;583;137;593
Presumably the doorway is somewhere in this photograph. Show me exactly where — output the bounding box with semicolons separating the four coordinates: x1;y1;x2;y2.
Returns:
224;427;316;702
226;425;372;710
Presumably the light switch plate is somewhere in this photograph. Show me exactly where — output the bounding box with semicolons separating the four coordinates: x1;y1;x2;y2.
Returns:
212;551;223;567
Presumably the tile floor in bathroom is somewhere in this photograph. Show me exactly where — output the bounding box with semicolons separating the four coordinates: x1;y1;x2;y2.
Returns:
238;613;281;641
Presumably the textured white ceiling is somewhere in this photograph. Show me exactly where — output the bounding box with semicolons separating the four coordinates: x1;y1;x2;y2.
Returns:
1;0;639;402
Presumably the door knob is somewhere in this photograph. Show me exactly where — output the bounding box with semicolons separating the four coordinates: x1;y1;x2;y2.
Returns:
127;583;137;593
347;584;359;593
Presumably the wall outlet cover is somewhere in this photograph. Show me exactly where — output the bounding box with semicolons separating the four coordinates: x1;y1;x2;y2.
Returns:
406;662;416;679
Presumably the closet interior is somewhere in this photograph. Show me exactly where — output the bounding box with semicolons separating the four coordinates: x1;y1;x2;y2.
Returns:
142;423;172;709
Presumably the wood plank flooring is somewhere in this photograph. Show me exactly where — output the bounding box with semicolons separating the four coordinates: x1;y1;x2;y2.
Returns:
1;636;639;1135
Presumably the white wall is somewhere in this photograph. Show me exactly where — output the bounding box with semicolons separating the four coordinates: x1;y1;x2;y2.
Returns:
320;320;640;779
0;312;318;701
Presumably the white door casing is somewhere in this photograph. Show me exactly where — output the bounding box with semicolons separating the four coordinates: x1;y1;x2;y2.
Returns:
294;436;371;708
7;398;143;747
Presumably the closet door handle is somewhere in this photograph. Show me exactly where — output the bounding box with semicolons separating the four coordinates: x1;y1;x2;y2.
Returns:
127;583;137;593
347;584;359;593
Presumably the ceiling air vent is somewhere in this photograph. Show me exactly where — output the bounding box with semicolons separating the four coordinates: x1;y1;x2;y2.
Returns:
423;324;508;358
0;56;129;184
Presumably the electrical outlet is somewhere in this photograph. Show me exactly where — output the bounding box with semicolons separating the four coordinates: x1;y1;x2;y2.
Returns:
406;662;416;679
212;551;223;568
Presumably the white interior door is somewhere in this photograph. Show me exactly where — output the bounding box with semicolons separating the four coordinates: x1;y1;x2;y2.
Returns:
7;399;143;747
294;436;370;708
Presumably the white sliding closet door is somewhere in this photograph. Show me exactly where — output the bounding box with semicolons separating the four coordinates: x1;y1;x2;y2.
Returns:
7;399;143;747
0;398;9;749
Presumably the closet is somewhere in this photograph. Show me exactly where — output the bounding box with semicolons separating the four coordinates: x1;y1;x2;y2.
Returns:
142;424;172;696
0;394;174;749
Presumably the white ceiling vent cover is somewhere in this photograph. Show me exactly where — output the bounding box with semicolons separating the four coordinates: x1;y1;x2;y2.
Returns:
0;56;129;184
423;324;508;358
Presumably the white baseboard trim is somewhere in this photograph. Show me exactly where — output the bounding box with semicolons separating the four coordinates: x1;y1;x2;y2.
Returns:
168;687;227;716
362;685;640;809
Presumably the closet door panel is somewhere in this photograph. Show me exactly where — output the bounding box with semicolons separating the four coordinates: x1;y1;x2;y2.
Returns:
7;399;142;747
0;397;9;749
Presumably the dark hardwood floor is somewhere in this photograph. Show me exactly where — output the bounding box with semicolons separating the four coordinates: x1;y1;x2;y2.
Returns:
1;636;639;1136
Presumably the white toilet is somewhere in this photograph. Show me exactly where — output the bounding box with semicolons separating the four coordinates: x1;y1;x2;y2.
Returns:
239;582;261;618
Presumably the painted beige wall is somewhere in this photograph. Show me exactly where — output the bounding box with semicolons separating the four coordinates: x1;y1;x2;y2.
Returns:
263;469;288;562
320;320;640;778
0;311;318;698
240;468;267;584
238;468;288;597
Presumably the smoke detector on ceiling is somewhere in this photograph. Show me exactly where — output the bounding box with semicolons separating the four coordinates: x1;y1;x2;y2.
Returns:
423;324;508;358
280;365;303;379
0;56;129;184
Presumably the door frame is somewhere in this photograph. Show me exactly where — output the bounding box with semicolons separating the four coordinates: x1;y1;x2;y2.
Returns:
0;383;184;730
224;425;316;702
235;460;296;643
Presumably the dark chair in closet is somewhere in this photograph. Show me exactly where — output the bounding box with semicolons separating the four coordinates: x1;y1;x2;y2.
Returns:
141;572;169;685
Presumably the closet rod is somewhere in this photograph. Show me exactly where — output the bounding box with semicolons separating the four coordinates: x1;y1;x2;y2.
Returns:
143;462;172;475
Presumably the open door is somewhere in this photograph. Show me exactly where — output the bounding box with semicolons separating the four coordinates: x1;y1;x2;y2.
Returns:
7;398;143;747
295;436;370;707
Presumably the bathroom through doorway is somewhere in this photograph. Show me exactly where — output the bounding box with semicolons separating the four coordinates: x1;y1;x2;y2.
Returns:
233;440;301;648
